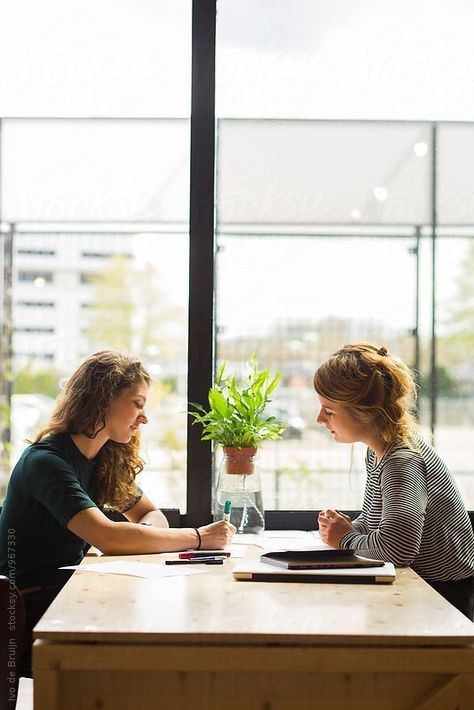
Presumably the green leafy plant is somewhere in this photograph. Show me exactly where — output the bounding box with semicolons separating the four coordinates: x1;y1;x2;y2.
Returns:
189;355;287;448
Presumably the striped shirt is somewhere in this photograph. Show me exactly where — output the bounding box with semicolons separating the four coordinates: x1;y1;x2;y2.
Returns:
340;434;474;581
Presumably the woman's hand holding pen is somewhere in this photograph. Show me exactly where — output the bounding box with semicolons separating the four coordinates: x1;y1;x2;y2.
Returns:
197;520;236;549
318;509;355;548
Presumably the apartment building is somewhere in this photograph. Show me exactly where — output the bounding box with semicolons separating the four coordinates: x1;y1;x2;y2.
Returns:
12;231;134;373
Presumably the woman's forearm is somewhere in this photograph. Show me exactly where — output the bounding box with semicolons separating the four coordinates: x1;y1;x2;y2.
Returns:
99;521;198;555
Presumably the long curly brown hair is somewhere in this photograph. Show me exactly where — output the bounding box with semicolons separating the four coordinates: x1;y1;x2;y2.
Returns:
313;342;418;449
33;351;151;510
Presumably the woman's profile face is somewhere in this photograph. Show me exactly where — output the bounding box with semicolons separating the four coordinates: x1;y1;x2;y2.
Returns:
103;378;149;444
316;395;367;444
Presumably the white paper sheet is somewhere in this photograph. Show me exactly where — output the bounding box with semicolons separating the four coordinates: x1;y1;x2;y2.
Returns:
231;531;332;552
61;561;207;578
262;530;316;538
225;545;245;558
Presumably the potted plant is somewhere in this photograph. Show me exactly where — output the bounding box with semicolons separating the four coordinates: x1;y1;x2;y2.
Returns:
189;355;287;533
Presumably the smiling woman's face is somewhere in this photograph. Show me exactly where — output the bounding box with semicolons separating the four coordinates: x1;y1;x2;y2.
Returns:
103;378;149;444
316;394;368;444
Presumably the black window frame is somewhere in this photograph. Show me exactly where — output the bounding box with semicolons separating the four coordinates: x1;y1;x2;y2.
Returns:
184;1;312;529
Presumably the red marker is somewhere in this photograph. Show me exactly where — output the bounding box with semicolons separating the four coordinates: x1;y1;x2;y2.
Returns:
179;551;231;559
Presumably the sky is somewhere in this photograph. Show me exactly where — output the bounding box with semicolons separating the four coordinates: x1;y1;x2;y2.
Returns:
1;0;474;119
217;0;474;120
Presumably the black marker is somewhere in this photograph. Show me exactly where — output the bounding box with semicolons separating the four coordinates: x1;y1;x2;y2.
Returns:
165;558;224;565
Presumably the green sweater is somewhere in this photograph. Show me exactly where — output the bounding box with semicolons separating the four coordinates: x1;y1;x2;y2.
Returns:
0;433;99;589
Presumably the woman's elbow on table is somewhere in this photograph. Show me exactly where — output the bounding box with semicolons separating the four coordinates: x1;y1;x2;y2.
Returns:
382;542;420;568
391;553;417;567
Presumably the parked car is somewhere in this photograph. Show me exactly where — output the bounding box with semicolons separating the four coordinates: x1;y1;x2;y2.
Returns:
266;404;306;440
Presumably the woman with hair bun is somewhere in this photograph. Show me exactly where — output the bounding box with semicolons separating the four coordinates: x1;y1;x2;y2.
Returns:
314;343;474;619
0;351;235;675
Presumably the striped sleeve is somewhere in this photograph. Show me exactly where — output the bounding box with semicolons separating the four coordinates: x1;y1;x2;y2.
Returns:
348;449;371;534
351;516;369;534
340;453;428;566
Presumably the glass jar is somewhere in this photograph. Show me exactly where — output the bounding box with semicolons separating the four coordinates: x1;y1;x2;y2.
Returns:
214;446;265;533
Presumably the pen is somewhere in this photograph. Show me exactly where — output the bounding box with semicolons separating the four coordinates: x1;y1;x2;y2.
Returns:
223;499;232;522
179;551;231;559
165;558;224;566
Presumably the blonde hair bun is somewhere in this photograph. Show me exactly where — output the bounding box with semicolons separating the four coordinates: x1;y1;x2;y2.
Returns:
313;342;418;448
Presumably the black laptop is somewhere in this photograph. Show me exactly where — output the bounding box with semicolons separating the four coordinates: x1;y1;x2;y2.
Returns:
260;549;384;570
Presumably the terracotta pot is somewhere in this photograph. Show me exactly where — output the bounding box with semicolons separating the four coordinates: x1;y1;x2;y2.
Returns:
222;446;257;475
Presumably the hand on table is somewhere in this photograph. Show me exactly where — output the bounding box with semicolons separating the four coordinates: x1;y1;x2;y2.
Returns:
318;509;355;548
197;520;236;550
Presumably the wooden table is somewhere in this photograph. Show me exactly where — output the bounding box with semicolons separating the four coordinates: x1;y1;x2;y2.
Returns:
33;546;474;710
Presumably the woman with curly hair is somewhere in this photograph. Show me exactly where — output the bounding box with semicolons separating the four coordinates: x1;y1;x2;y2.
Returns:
0;351;235;675
314;343;474;619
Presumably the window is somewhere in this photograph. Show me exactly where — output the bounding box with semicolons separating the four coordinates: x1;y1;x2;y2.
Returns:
81;252;132;259
18;271;54;284
1;1;474;519
17;249;56;256
0;1;192;511
79;273;95;285
14;327;55;334
215;1;474;513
